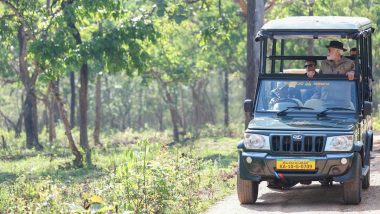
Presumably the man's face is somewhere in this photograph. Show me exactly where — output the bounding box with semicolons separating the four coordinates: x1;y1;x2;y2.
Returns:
304;61;316;71
350;50;357;57
327;47;341;60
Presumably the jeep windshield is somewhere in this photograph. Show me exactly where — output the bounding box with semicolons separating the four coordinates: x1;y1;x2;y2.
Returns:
255;79;357;114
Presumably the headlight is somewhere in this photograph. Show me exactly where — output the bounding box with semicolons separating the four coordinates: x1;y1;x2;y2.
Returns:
243;133;270;150
325;135;353;151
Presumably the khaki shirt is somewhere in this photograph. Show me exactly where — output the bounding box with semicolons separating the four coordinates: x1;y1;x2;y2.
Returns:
320;57;354;74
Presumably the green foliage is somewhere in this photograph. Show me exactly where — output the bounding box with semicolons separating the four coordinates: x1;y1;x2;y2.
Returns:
2;0;380;212
0;129;237;213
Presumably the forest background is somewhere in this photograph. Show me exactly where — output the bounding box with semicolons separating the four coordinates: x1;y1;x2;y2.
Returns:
0;0;380;213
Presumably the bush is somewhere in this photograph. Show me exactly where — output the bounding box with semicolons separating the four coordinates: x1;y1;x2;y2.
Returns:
0;139;236;213
110;140;234;213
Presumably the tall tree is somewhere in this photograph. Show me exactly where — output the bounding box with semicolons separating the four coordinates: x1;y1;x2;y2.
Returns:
245;0;264;127
41;87;56;143
223;68;229;127
60;0;92;166
17;24;43;150
93;74;102;146
69;71;76;128
50;81;83;167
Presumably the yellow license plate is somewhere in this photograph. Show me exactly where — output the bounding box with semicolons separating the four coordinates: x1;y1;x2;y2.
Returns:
276;159;315;170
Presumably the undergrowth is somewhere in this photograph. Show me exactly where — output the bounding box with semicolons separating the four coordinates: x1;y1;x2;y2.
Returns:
0;125;240;213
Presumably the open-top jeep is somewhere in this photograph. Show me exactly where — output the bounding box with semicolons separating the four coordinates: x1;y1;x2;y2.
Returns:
237;16;374;205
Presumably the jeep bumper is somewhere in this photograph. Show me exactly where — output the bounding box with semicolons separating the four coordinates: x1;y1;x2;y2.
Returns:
239;151;357;183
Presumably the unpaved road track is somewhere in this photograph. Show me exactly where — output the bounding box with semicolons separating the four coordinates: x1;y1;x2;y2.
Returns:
205;133;380;214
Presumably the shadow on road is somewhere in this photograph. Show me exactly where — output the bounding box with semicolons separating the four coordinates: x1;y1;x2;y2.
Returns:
240;183;380;212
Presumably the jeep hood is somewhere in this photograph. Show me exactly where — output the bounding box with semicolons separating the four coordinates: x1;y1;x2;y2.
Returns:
248;116;357;131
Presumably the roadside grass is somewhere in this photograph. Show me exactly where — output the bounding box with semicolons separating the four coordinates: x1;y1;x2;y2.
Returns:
0;125;241;213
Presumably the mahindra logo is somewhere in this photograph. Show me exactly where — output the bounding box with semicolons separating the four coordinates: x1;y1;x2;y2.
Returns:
292;135;303;140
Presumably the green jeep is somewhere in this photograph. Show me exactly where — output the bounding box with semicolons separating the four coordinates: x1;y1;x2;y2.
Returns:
237;16;374;205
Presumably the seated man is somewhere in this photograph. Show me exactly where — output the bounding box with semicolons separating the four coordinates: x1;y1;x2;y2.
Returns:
307;42;355;79
320;41;355;80
305;59;318;78
300;59;319;101
303;57;353;109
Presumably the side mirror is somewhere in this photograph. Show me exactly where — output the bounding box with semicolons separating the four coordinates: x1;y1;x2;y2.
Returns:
363;101;372;116
244;99;254;113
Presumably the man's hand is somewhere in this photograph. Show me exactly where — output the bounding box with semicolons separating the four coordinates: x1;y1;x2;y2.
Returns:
346;71;355;80
307;70;315;78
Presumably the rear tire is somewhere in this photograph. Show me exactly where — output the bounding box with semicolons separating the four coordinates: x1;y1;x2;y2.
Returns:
363;132;372;189
237;170;259;204
343;154;362;204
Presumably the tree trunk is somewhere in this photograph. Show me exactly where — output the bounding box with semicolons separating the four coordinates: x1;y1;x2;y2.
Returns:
70;71;76;128
15;94;24;138
156;100;164;131
191;85;202;129
204;89;216;124
18;24;43;150
180;86;187;132
1;135;6;149
40;87;56;143
138;87;143;130
223;69;229;127
41;109;48;133
50;81;83;167
67;20;91;166
164;88;180;142
93;74;102;146
48;87;56;143
79;63;91;165
24;90;42;149
53;79;60;123
191;79;215;129
245;0;264;128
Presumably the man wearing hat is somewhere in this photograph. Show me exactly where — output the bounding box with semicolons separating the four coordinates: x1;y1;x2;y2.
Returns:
320;40;355;80
317;41;355;109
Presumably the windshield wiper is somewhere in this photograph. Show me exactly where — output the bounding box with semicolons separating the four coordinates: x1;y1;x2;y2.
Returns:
317;107;354;117
277;106;314;116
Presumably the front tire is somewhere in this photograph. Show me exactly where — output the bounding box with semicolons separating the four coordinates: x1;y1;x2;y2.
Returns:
237;170;259;204
343;153;362;204
362;160;370;189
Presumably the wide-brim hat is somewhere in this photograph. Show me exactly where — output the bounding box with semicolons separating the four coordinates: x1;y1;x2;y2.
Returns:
325;40;347;51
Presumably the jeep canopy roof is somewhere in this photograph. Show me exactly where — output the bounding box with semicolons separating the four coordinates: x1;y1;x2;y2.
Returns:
256;16;373;40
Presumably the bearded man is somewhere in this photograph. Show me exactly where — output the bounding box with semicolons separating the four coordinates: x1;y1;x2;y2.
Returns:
320;41;355;80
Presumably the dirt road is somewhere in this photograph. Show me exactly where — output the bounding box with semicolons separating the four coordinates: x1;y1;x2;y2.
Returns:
205;134;380;214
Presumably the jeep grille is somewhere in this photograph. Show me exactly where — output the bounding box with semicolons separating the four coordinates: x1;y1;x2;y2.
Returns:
271;135;325;153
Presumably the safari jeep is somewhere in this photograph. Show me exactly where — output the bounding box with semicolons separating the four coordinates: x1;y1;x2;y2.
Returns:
237;16;374;205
